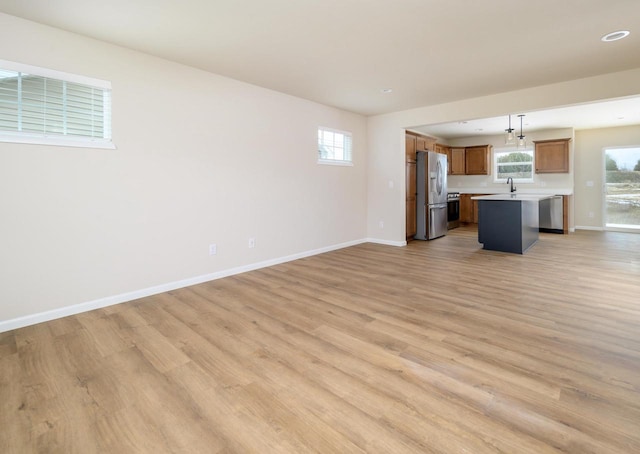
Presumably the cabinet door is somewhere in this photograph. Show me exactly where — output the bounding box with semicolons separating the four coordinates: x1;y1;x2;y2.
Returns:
416;137;428;152
535;139;569;173
405;134;417;162
406;161;417;239
434;143;448;155
465;145;491;175
460;194;472;223
472;196;479;224
450;148;466;175
406;200;416;239
416;136;436;152
562;195;569;234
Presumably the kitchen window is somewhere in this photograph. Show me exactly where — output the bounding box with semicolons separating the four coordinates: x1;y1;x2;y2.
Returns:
0;60;113;149
318;127;352;165
493;148;534;183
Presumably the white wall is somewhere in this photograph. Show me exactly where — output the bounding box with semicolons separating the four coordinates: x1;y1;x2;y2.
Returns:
367;70;640;242
574;125;640;229
0;13;367;327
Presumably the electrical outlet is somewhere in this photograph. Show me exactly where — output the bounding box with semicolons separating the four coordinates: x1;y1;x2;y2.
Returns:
209;244;217;255
248;237;256;248
379;220;384;229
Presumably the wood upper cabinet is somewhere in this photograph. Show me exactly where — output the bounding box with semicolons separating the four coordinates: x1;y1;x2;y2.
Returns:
416;136;435;152
405;133;417;162
435;143;450;173
465;145;491;175
434;143;448;155
416;136;428;152
450;147;466;175
535;138;570;173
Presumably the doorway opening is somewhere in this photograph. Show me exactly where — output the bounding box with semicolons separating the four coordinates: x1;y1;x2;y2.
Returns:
604;147;640;230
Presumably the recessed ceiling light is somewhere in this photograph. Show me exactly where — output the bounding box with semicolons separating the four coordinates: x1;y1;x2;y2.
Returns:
475;128;483;131
458;121;468;125
380;88;393;94
601;30;630;42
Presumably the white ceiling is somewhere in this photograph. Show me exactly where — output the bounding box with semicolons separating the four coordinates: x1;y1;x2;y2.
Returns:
1;0;639;117
413;96;640;139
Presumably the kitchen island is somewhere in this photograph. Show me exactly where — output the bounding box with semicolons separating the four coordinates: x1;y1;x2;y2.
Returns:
471;194;553;254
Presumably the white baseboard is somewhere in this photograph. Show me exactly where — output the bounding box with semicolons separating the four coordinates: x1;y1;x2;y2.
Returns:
0;238;369;333
365;238;407;247
603;226;640;233
574;225;604;231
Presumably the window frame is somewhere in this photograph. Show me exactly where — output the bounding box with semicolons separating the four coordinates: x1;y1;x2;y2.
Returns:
0;59;114;149
493;146;535;183
317;126;353;166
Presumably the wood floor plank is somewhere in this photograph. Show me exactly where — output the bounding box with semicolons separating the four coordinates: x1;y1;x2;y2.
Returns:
2;226;640;452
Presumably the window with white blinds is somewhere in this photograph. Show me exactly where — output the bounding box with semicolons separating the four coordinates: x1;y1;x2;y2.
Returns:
317;127;353;165
0;60;113;149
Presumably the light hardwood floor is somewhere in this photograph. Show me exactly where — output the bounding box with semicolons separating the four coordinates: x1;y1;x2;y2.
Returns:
2;227;640;453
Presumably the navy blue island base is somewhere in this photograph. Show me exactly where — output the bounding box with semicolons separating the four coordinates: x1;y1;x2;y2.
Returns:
472;194;553;254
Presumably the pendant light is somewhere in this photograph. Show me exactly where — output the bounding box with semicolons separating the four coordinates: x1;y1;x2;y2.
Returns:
505;115;516;145
517;114;526;148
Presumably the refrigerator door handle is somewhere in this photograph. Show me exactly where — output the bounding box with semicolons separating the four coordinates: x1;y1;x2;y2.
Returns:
436;160;443;196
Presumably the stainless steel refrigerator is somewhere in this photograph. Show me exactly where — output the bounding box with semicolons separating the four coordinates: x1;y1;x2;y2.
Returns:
415;151;448;240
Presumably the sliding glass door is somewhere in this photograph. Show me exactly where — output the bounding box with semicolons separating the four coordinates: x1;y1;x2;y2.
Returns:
604;147;640;230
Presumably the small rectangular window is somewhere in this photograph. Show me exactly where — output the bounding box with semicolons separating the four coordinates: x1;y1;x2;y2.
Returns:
0;60;113;149
494;148;534;183
318;127;352;165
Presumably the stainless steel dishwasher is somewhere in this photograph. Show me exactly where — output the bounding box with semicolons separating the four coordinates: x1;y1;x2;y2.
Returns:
539;196;564;233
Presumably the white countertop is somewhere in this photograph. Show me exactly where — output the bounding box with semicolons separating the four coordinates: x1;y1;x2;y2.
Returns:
471;193;554;201
454;188;573;195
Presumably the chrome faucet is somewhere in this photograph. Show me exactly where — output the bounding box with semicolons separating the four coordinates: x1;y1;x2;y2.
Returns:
506;177;516;193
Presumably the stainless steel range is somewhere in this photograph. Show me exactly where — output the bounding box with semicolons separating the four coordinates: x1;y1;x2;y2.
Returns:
447;192;460;230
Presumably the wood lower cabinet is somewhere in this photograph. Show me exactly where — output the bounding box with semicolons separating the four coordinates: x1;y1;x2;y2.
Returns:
535;138;570;173
450;147;466;175
460;194;473;223
406;161;417;239
406;200;416;239
460;194;483;224
473;198;480;223
405;133;418;240
465;145;491;175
